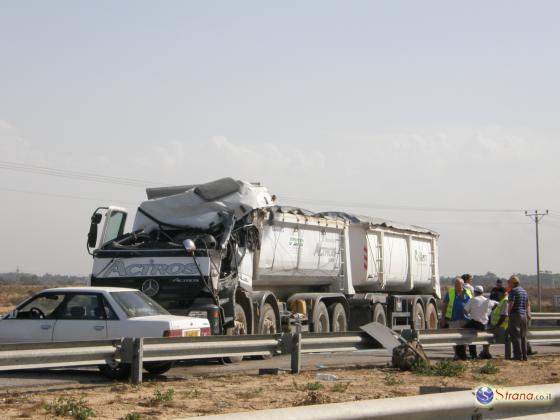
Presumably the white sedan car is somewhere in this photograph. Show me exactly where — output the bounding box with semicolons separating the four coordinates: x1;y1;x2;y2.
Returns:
0;286;211;377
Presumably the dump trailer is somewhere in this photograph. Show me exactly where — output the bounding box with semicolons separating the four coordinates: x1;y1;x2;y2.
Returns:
88;178;441;338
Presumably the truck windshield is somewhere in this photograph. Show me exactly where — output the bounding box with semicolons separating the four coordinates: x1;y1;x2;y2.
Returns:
110;291;170;318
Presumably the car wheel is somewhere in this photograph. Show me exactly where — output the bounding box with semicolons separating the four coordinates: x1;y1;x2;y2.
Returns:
225;303;248;363
98;363;131;380
144;361;174;375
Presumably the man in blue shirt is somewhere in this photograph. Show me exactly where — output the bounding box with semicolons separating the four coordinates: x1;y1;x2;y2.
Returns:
441;277;473;360
507;275;531;361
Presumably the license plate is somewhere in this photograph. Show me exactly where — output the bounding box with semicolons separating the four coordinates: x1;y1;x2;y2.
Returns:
183;330;200;337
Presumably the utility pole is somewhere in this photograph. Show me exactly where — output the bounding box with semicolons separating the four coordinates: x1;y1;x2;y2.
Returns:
525;210;548;311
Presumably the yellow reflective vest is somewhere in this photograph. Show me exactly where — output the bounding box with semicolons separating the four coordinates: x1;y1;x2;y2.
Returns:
490;298;508;330
445;287;473;320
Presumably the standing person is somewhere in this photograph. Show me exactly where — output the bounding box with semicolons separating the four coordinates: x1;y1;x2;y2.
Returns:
489;287;511;359
441;277;473;360
489;279;504;302
462;273;475;295
464;285;492;359
460;273;477;358
507;275;531;361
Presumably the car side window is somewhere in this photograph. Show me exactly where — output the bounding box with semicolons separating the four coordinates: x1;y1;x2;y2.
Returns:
15;294;65;319
101;296;119;320
57;294;105;320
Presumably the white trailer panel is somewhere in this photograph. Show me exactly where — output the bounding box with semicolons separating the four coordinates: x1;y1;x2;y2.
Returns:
382;233;409;288
251;209;439;298
254;212;344;288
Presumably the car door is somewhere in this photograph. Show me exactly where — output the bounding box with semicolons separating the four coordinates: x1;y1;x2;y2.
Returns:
0;293;65;343
52;293;108;341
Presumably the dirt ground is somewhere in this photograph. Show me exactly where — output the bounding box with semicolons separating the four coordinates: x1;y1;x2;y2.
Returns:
0;284;51;314
0;355;558;419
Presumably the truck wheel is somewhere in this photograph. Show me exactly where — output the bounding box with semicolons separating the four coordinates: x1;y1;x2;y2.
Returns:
225;303;248;363
312;301;330;333
425;303;438;329
329;303;347;332
412;302;425;330
373;303;386;326
258;303;277;359
144;361;174;375
98;363;130;380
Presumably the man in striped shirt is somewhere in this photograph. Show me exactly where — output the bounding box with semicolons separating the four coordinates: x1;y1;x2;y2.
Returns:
507;275;531;361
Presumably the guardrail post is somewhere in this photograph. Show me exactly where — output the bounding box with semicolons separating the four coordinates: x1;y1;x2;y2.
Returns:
130;337;143;385
291;316;302;374
291;333;301;374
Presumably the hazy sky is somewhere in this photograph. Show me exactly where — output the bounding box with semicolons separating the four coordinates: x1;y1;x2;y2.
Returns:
1;1;560;277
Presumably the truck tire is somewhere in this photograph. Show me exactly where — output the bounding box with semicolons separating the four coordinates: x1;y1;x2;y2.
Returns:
312;301;330;333
412;302;425;330
373;303;387;326
144;361;174;375
258;303;277;359
329;303;347;332
425;302;438;329
225;303;248;363
98;363;130;380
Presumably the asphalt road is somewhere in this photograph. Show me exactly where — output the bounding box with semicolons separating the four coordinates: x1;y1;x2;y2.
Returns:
1;343;559;391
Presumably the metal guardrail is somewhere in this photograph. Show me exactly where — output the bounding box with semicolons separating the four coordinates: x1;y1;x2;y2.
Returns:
0;323;559;384
190;383;560;420
531;312;560;321
121;331;382;382
0;339;120;371
412;326;560;348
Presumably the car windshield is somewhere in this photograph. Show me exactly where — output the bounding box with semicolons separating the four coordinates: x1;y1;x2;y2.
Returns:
110;291;170;318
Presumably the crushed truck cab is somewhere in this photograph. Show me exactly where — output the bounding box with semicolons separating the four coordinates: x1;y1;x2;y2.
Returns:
88;177;441;341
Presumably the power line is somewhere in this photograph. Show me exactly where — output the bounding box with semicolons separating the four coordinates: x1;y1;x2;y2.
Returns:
0;187;138;206
0;160;168;188
281;196;524;214
0;159;555;216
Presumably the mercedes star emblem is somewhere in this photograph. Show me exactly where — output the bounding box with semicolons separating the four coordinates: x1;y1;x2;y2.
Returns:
141;278;160;297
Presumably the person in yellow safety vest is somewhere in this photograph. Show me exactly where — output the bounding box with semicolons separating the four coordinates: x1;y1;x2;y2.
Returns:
489;287;511;359
441;277;474;360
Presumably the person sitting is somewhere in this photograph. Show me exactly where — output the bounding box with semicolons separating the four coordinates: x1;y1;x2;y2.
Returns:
464;285;492;359
441;277;473;360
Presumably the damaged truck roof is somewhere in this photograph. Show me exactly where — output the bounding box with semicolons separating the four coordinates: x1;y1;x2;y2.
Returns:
133;178;273;231
136;178;438;237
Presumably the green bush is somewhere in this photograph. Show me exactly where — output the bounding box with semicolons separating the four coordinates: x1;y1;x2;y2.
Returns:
305;382;324;391
412;360;467;377
147;388;175;406
384;373;405;386
123;413;141;420
479;361;499;375
331;382;350;393
45;396;95;420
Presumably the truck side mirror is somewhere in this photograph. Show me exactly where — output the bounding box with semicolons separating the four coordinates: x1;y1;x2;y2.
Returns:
88;212;103;248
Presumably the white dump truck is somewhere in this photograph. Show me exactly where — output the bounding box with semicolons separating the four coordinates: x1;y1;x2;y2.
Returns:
87;178;441;338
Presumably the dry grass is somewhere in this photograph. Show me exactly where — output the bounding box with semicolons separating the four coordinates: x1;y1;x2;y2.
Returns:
0;355;559;419
0;285;53;314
